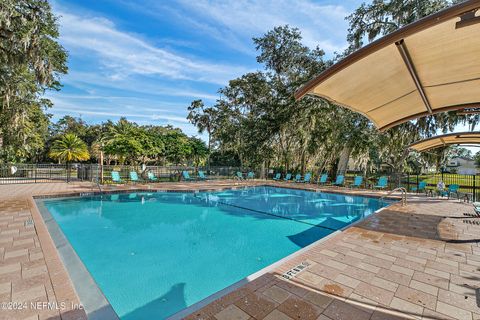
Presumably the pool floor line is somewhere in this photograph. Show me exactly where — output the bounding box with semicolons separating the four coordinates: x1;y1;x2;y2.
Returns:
193;194;339;232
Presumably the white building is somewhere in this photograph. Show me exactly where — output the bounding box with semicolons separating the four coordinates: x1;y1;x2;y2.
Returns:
446;157;479;175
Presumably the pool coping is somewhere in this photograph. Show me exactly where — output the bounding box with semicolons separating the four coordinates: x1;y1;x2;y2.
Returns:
167;202;392;320
31;184;398;320
34;198;120;320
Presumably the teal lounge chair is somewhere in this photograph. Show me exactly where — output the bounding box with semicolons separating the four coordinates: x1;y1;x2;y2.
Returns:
198;170;208;180
350;176;363;188
247;172;255;179
294;174;302;182
182;171;195;181
302;173;312;183
439;184;459;199
111;171;123;183
147;172;158;182
129;171;142;183
284;173;292;181
236;171;244;180
411;181;427;194
373;176;388;189
317;174;328;185
333;175;344;186
273;173;281;181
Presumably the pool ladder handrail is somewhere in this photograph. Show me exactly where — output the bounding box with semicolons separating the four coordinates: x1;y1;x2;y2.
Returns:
380;187;407;206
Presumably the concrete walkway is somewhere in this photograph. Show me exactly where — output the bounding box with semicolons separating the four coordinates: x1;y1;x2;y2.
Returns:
0;181;478;319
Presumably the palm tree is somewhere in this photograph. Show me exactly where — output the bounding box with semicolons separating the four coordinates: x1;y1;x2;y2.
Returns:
49;133;90;182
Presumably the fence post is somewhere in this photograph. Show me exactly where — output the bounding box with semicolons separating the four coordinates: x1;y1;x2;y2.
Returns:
406;173;410;192
416;174;419;193
34;165;37;183
473;175;476;202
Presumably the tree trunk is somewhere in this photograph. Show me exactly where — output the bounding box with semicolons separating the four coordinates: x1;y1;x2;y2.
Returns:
99;150;104;184
300;150;306;175
207;131;211;172
337;146;352;175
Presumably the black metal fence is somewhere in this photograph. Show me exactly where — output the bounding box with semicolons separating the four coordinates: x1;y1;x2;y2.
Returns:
0;164;256;185
1;164;479;201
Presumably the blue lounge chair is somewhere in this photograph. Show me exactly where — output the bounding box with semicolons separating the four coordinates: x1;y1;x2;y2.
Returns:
236;171;244;180
129;171;142;183
333;175;344;186
111;171;123;183
273;173;281;181
439;184;459;199
284;173;292;181
373;176;388;189
147;172;158;181
350;176;363;188
294;174;302;182
302;173;312;183
411;181;427;194
182;171;195;181
198;170;208;180
247;171;255;179
317;174;328;185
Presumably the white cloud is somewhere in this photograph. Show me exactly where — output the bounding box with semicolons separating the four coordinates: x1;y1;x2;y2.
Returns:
56;10;250;85
50;97;190;124
165;0;357;56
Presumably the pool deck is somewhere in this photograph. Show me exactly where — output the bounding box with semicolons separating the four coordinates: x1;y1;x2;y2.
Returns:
0;180;479;319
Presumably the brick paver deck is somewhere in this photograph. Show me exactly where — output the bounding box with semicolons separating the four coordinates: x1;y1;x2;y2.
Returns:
0;180;478;320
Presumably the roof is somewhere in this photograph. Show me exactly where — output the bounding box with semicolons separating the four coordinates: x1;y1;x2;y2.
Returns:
295;0;480;131
408;132;480;152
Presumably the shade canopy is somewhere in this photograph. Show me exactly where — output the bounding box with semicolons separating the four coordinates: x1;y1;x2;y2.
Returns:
295;0;480;131
408;132;480;152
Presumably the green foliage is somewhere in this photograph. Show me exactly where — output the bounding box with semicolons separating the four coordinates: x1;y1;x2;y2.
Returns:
49;134;90;163
0;0;67;163
186;2;477;174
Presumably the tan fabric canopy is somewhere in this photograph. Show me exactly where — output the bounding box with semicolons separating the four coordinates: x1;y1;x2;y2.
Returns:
295;0;480;131
409;132;480;151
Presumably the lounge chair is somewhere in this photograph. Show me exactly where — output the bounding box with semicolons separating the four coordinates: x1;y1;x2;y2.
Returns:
198;170;208;180
317;174;328;185
182;171;195;181
272;173;281;181
333;175;344;186
373;176;388;189
411;181;427;194
284;173;292;181
247;171;255;179
350;176;363;188
236;171;244;180
111;171;123;183
147;172;158;182
129;171;142;183
439;184;459;199
294;174;302;182
301;173;312;183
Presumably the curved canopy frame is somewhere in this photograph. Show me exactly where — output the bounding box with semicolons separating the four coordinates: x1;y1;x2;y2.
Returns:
295;0;480;131
408;132;480;152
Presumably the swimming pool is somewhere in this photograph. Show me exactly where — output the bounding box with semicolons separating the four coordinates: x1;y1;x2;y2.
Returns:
40;186;389;319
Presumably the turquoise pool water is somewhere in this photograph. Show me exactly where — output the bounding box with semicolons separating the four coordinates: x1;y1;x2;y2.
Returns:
42;186;388;319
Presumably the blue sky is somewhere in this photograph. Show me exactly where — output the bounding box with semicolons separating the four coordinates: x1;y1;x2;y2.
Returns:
48;0;364;137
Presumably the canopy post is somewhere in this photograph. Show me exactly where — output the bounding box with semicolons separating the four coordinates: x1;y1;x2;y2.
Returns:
395;39;433;114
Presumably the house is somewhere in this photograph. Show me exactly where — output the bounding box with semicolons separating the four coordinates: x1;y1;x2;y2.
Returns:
445;157;479;175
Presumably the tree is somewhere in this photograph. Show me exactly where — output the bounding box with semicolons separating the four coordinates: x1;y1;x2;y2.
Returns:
346;0;454;51
0;0;68;163
49;134;90;181
187;100;216;168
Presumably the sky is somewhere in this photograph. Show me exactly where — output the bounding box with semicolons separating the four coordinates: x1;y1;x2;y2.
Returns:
48;0;364;137
48;0;478;153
